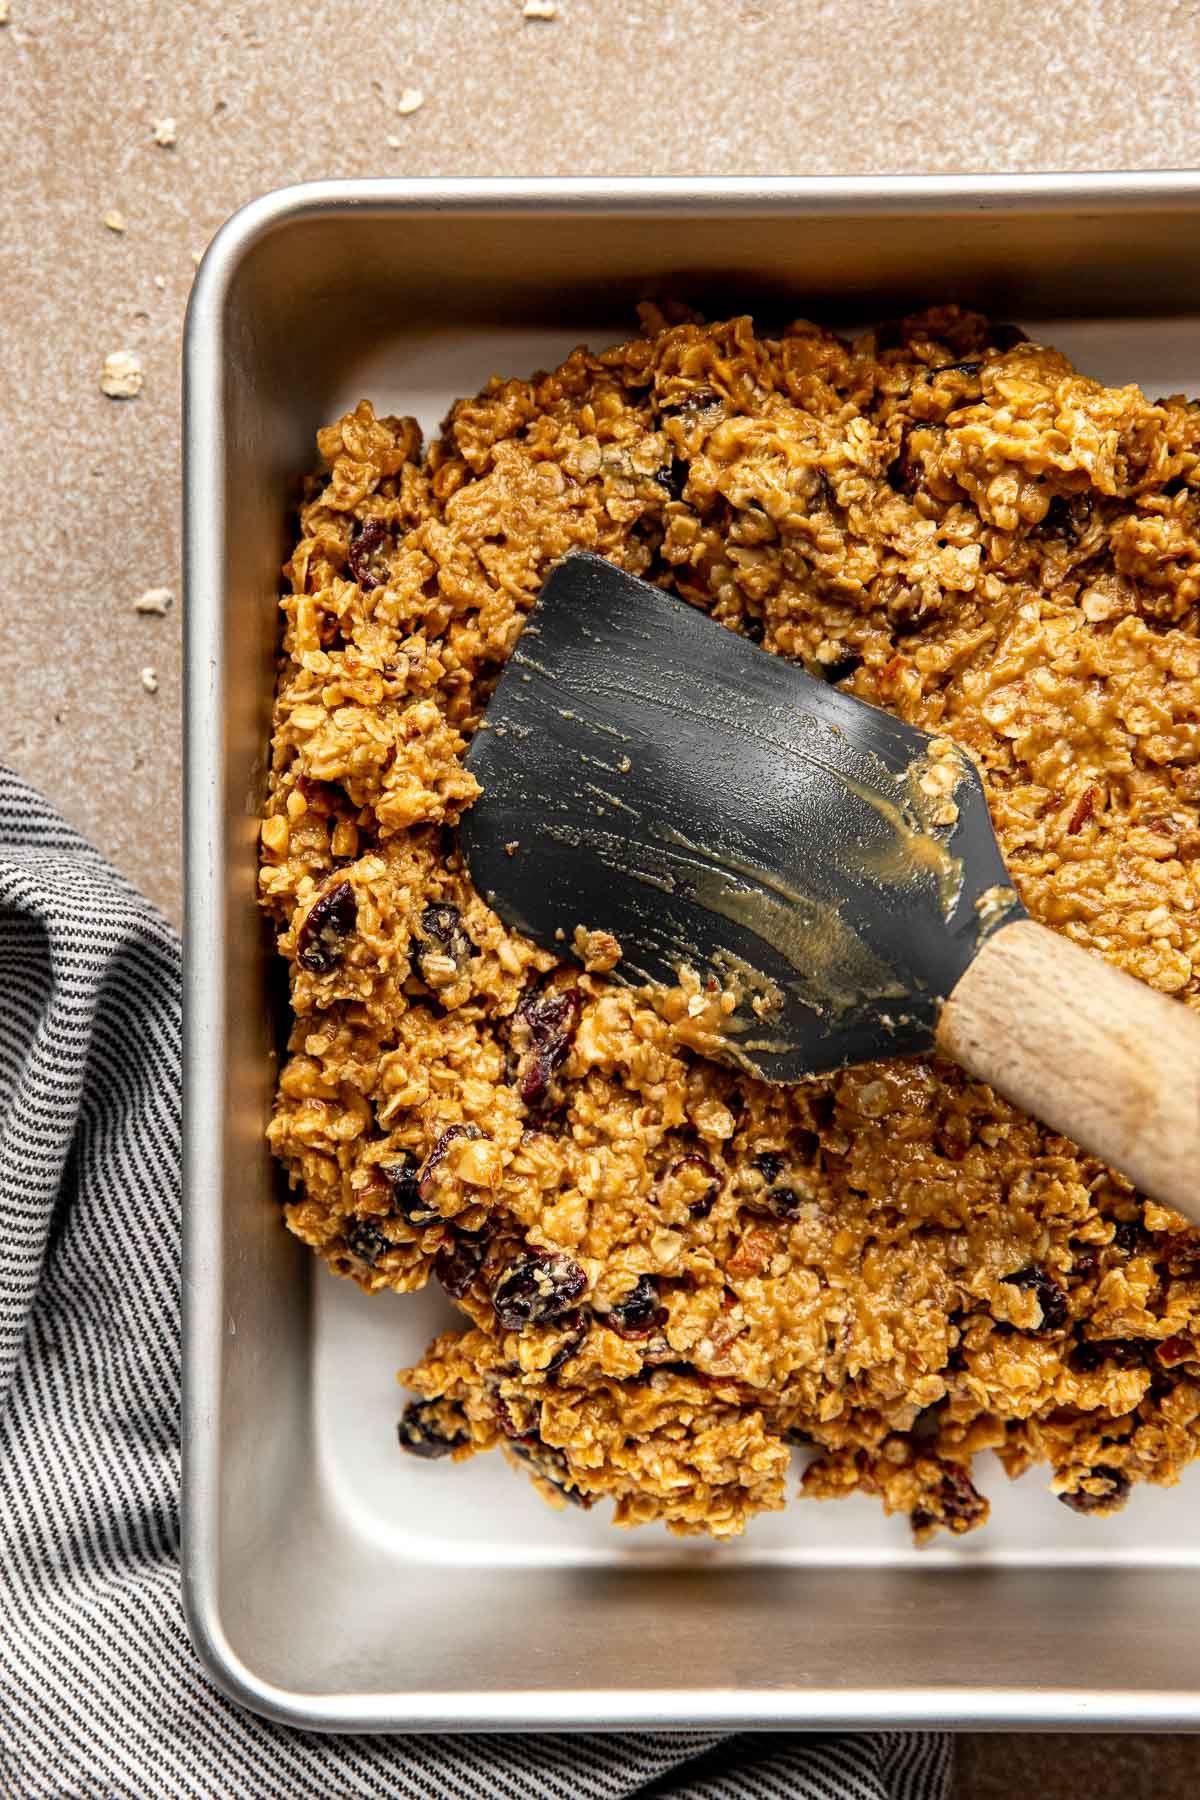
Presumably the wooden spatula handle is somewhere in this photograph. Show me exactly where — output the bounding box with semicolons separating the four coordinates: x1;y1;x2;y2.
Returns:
937;918;1200;1221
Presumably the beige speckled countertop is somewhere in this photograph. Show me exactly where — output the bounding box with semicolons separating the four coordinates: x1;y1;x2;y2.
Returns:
3;1;1200;1789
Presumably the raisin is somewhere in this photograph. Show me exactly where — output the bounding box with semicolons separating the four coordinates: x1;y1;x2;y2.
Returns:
659;385;719;419
412;902;477;990
1069;1338;1150;1374
938;1467;987;1530
1058;1464;1131;1514
418;1123;486;1209
665;1154;720;1219
1041;492;1093;544
1113;1218;1147;1254
989;322;1028;351
606;1275;668;1340
491;1250;587;1331
296;879;356;973
509;976;582;1112
928;359;982;379
654;457;690;502
435;1230;488;1300
818;651;862;685
510;1439;593;1507
1161;1230;1200;1278
542;1309;588;1376
782;1424;815;1447
1001;1265;1069;1333
379;1150;436;1226
1070;1245;1100;1279
347;515;390;591
397;1398;469;1460
346;1217;391;1266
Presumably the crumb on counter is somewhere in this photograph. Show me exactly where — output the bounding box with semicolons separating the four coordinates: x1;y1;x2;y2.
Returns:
99;350;143;398
396;87;424;115
522;0;558;15
133;587;173;615
151;115;177;147
102;209;127;234
140;666;159;694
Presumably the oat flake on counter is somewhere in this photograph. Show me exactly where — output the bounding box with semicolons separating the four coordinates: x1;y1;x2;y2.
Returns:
140;667;159;694
99;350;143;399
151;116;177;147
133;587;173;616
396;87;424;115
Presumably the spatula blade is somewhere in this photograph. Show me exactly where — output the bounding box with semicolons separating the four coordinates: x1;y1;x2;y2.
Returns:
461;553;1022;1082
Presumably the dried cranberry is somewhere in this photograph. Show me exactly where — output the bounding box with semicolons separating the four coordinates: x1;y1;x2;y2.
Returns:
654;457;690;502
491;1250;587;1331
296;879;357;973
347;515;390;591
606;1275;668;1340
346;1218;391;1266
542;1310;588;1377
396;1398;469;1460
937;1466;987;1531
495;1395;540;1443
418;1123;486;1207
509;976;582;1112
1001;1266;1069;1334
1058;1464;1131;1514
1066;786;1097;836
412;902;477;989
379;1150;435;1226
435;1231;487;1300
1156;1334;1194;1366
664;1154;720;1219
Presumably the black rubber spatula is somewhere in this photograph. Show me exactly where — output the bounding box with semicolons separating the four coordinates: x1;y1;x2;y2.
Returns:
462;553;1200;1216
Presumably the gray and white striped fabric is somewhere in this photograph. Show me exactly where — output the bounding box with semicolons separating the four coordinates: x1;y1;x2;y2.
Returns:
0;768;952;1800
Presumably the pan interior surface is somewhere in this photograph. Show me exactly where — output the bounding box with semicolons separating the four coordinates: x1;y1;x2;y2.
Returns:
184;180;1200;1727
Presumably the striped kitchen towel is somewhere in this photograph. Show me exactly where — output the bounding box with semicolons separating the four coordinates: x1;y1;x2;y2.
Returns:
0;767;952;1800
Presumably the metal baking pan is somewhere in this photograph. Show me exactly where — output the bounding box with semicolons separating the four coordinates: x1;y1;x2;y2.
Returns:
183;175;1200;1733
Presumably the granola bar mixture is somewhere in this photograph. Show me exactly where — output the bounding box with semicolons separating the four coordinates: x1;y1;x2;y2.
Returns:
259;306;1200;1540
